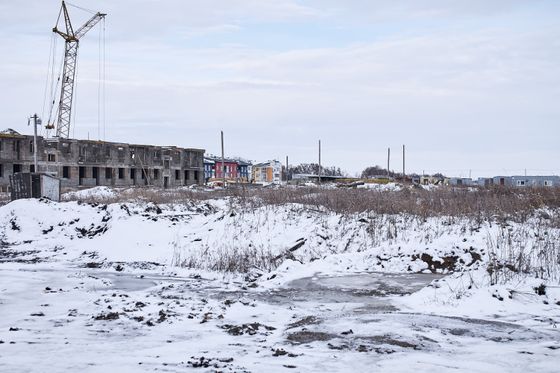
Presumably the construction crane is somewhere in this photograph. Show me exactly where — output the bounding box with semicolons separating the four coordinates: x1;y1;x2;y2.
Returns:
47;1;106;138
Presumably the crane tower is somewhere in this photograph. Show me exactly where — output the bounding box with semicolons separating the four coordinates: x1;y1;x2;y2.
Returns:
48;1;106;138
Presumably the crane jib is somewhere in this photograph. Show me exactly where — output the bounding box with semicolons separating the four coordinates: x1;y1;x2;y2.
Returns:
49;1;106;138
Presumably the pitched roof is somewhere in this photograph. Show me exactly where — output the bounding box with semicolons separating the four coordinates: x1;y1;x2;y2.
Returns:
0;128;22;136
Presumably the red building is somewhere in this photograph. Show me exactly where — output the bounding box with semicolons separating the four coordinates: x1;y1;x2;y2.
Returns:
213;159;238;180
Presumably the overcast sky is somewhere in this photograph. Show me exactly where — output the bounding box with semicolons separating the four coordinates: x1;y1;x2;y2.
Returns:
1;0;559;177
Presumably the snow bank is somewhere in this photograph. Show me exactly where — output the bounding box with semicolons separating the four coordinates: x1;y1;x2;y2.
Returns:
357;182;403;191
63;186;118;200
3;193;560;373
1;197;558;292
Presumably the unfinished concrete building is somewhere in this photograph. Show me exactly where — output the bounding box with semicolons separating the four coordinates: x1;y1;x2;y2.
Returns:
0;129;204;191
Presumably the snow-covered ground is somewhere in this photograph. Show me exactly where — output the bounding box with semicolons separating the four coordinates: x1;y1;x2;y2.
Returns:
356;182;402;191
1;193;559;372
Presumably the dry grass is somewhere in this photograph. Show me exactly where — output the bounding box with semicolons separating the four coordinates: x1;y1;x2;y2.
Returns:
486;216;560;284
230;185;560;224
60;185;560;279
62;185;560;223
0;192;10;207
172;243;277;273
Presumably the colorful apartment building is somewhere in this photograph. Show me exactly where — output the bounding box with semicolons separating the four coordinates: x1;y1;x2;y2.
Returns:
252;160;282;184
203;156;252;183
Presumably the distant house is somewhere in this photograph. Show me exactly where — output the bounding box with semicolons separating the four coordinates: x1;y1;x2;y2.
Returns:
204;155;253;183
419;175;446;185
237;160;251;182
477;177;493;187
448;177;474;186
492;176;560;187
252;160;282;184
410;175;421;184
214;159;238;180
203;158;215;181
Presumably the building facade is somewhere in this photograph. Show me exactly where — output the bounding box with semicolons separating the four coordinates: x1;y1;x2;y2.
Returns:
237;160;251;181
448;177;474;186
213;159;239;180
204;156;252;183
0;129;204;191
419;175;447;185
252;160;282;184
491;175;560;187
203;158;215;181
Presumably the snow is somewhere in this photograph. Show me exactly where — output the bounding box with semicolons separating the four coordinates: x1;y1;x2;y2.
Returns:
356;182;402;191
1;195;559;372
63;186;118;200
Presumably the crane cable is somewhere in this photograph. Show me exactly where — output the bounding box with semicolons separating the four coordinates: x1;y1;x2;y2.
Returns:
43;33;65;138
102;17;106;142
41;33;55;136
65;2;96;15
47;39;65;137
97;17;102;141
96;17;107;141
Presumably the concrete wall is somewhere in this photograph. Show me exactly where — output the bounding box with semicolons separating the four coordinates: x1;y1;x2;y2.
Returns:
41;174;61;201
0;133;204;190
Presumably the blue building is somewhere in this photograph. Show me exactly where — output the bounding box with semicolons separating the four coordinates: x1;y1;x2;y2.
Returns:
203;158;215;181
237;160;251;182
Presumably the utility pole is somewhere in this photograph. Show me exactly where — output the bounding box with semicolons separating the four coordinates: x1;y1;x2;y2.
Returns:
285;155;289;184
221;131;225;188
28;114;41;173
402;144;405;180
387;147;390;177
318;140;322;185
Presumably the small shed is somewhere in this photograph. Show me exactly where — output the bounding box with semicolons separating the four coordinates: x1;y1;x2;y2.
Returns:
9;173;61;201
448;177;474;186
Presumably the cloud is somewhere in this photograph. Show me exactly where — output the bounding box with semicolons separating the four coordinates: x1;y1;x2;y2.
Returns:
0;0;559;176
180;24;242;39
305;0;544;22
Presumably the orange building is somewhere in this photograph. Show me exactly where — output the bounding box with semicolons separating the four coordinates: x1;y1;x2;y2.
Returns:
251;160;282;184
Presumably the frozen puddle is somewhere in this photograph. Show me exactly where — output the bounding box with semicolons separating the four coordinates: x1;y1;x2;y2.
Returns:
243;272;443;310
86;271;204;292
1;266;559;372
287;272;443;297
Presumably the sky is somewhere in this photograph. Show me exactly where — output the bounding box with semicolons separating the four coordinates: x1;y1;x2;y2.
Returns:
1;0;559;177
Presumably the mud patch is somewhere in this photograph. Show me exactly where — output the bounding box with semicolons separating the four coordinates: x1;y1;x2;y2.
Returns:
185;356;246;371
287;331;336;344
75;223;109;238
85;262;104;269
412;253;458;273
220;322;276;336
286;316;321;330
0;248;43;264
94;312;120;321
361;335;419;349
